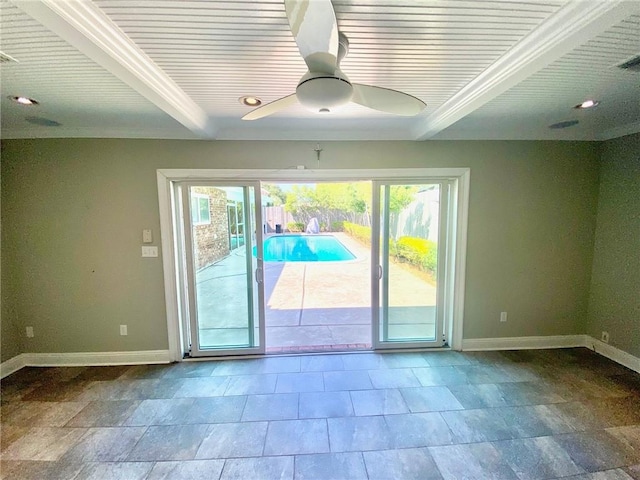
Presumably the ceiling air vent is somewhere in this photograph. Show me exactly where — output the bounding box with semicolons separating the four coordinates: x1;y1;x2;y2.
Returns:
617;55;640;72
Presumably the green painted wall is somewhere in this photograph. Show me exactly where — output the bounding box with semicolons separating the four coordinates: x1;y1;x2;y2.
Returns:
1;167;23;363
0;138;600;356
587;133;640;357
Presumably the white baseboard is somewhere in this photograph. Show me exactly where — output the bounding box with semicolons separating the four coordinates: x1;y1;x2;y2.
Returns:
0;353;27;379
1;350;172;379
585;336;640;374
462;334;587;351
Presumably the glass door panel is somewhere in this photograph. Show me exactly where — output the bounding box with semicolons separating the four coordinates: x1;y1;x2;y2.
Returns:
373;182;447;348
181;183;264;356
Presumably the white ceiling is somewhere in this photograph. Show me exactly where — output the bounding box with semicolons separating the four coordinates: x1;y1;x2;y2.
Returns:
1;0;639;141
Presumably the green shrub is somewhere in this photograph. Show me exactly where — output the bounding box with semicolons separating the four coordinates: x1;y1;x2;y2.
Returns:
287;222;304;232
343;224;437;277
393;236;437;276
343;222;371;245
331;221;344;232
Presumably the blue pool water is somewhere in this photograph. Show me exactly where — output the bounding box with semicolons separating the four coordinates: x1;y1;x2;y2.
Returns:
255;234;356;262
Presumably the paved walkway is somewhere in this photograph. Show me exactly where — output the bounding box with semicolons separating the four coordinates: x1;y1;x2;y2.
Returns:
196;233;437;353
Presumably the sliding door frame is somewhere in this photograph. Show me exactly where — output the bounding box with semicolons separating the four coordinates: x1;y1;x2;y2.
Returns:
372;179;453;349
157;168;470;362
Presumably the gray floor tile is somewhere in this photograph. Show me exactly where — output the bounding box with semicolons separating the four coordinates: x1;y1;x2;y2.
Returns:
400;386;464;412
184;396;247;423
323;371;373;391
441;408;516;443
341;354;387;371
544;401;614;431
74;461;154;480
2;401;89;427
1;427;87;461
196;422;268;458
383;353;430;368
1;348;638;480
114;379;185;399
385;412;455;448
429;442;519;480
224;374;277;395
423;351;472;366
562;470;636;480
276;372;324;393
173;376;230;397
60;426;147;462
626;465;640;479
295;452;367;480
0;460;86;480
368;368;421;388
327;416;393;452
123;398;195;426
456;364;515;384
363;448;443;480
242;393;299;421
492;436;585;479
65;400;140;427
146;459;225;480
259;357;303;374
301;355;345;372
350;389;409;416
494;405;563;438
555;431;640;472
127;424;209;461
497;381;565;406
299;391;354;418
607;425;640;453
412;366;468;386
161;362;217;378
221;456;294;480
447;383;510;408
264;419;329;455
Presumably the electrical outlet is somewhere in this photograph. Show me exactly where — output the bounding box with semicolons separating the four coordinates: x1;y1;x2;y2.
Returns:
120;325;128;336
500;312;507;322
26;326;34;338
601;331;609;343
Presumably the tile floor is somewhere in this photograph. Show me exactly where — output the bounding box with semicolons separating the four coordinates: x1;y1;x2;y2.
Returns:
1;348;639;480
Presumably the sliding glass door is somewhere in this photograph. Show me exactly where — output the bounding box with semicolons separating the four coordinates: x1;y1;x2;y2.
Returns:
372;181;451;348
178;182;265;356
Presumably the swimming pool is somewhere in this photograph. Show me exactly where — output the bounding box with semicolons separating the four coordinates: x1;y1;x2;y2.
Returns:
256;234;356;262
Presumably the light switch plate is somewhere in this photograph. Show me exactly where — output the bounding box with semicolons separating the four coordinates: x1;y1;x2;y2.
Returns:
142;229;153;243
141;246;158;257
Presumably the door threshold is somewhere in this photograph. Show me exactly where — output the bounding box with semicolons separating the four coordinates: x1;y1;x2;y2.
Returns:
266;343;371;354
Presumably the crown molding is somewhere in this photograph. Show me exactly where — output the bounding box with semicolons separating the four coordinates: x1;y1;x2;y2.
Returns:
413;1;640;140
12;0;215;138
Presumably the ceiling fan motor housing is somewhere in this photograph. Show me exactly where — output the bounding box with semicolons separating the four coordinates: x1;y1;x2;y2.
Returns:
296;70;353;113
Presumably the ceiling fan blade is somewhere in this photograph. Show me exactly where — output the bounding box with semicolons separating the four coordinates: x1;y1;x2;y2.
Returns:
352;84;427;116
242;94;298;120
285;0;338;74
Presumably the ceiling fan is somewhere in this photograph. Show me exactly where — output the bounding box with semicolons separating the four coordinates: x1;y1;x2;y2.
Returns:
242;0;427;120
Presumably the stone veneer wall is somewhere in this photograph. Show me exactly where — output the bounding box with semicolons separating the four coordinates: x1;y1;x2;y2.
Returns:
192;186;230;270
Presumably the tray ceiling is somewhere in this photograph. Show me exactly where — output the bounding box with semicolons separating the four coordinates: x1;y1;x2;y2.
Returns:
1;0;639;141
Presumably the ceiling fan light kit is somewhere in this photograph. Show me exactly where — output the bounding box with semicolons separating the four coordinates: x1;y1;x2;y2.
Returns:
242;0;426;121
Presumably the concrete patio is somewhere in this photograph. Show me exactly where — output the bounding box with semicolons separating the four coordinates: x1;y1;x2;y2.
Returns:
195;233;437;353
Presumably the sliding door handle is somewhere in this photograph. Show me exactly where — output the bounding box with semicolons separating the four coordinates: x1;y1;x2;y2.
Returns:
377;265;383;280
255;267;263;284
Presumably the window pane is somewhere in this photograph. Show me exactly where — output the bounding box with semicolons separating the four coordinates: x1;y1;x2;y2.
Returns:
199;197;210;224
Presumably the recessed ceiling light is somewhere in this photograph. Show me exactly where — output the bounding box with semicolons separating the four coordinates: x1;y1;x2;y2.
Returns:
574;99;599;109
239;96;262;107
10;95;38;105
